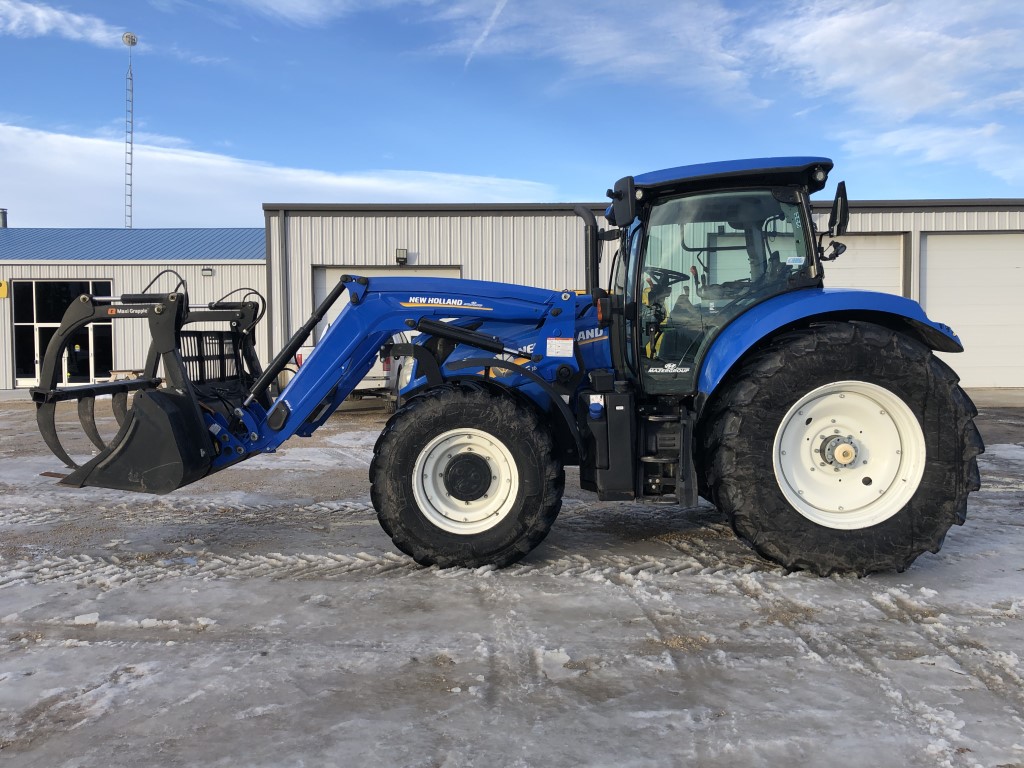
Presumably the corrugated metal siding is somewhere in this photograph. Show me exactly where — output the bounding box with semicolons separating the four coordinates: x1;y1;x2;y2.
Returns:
270;209;612;340
814;207;1024;235
0;262;267;389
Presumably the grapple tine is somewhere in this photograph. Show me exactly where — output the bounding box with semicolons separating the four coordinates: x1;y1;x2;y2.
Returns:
35;401;80;469
111;391;129;426
77;396;107;451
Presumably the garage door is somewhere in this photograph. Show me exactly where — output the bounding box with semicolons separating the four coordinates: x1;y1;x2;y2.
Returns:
311;265;462;393
821;234;903;295
922;234;1024;388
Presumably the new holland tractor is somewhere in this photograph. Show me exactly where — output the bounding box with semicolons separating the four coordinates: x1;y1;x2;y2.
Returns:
31;157;983;575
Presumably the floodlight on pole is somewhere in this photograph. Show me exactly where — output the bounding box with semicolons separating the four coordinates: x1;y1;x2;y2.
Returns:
123;32;137;229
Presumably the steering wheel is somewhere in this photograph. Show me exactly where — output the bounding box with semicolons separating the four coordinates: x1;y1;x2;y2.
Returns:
646;267;690;286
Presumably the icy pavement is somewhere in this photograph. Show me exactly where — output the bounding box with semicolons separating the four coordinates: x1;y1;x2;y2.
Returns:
0;404;1022;768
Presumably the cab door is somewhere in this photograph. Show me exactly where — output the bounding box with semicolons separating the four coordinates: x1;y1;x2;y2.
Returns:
628;188;817;397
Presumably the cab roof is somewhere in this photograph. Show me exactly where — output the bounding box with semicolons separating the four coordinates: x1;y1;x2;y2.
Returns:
633;156;834;195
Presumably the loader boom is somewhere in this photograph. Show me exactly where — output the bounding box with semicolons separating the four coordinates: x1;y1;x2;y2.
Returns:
240;276;579;453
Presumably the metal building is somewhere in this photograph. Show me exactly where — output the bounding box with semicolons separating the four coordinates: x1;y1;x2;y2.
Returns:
262;203;608;357
0;228;267;390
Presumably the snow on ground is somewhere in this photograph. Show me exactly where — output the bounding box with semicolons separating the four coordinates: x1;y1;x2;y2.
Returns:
0;404;1021;768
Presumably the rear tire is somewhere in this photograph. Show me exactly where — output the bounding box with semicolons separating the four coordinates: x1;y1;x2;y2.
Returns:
702;321;983;575
370;383;564;568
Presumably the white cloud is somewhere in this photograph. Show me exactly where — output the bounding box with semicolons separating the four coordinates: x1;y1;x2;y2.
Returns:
214;0;369;25
464;0;508;69
220;0;756;99
0;1;225;63
167;44;229;65
0;124;557;228
0;0;124;47
748;0;1024;123
841;122;1024;186
433;0;756;100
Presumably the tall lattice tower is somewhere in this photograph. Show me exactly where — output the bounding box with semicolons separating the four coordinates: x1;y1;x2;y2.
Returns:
123;32;137;228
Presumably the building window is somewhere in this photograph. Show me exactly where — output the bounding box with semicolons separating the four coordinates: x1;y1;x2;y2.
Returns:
12;280;113;387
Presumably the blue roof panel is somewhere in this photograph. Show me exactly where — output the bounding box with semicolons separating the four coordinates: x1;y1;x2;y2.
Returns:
633;156;833;188
0;228;265;262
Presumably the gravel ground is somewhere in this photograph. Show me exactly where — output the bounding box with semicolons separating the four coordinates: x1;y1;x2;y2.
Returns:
1;397;1022;768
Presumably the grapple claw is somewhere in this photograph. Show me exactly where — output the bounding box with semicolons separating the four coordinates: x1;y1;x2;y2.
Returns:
77;396;107;452
111;391;129;426
35;400;79;469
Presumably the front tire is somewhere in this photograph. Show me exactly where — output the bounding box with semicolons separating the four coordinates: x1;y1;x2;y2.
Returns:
370;383;564;568
703;321;983;575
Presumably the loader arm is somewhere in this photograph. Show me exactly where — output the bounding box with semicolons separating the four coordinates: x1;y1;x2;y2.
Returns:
245;275;578;451
33;274;580;494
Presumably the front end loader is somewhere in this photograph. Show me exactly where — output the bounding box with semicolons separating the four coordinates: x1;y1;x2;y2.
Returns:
32;156;984;575
32;273;585;496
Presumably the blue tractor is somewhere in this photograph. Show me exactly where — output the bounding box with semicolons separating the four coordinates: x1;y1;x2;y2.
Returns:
32;157;983;575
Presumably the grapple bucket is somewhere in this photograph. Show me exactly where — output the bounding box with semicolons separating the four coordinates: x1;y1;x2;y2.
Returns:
31;287;268;494
59;387;214;493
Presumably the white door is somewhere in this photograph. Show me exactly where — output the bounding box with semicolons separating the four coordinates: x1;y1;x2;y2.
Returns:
822;235;904;295
922;233;1024;388
311;266;462;393
13;279;114;388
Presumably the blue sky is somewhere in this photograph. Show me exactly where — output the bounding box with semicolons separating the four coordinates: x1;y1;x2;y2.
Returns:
2;0;1023;227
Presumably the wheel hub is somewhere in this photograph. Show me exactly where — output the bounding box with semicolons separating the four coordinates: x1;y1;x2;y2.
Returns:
443;453;492;502
820;435;858;467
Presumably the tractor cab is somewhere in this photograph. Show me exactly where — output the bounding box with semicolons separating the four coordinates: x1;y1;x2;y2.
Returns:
575;157;851;503
601;157;846;398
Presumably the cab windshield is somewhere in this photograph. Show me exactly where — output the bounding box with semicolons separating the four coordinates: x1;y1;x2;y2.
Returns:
629;188;814;393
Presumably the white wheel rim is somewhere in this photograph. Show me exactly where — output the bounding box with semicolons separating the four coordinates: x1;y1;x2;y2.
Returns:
772;381;926;530
412;428;520;535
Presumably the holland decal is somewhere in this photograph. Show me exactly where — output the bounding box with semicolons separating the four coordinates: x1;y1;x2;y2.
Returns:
400;297;492;310
576;327;609;345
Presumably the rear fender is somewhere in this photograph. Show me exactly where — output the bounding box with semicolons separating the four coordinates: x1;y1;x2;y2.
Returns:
698;288;963;399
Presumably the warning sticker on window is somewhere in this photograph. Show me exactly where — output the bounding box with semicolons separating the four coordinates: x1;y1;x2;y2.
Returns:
546;337;574;357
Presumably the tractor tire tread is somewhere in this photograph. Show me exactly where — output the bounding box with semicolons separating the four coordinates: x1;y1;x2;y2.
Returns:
699;321;983;576
370;383;564;569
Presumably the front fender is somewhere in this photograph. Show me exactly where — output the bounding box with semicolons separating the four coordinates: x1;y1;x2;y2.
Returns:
698;288;963;397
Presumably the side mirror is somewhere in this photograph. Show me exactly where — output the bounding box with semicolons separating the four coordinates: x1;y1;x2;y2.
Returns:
822;240;847;262
607;176;636;227
828;180;849;236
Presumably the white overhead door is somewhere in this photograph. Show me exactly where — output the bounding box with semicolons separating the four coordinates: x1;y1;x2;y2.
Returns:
821;234;904;295
922;233;1024;388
